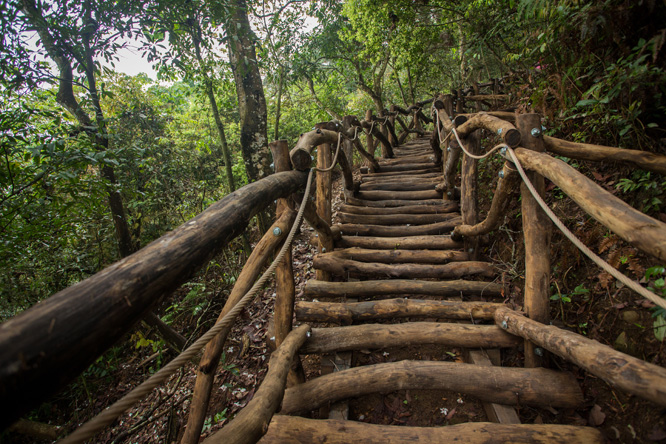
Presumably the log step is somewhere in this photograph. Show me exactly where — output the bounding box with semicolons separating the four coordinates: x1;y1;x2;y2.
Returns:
337;211;458;225
312;256;495;280
356;189;443;201
344;196;447;207
280;360;585;415
336;235;463;250
336;219;460;237
361;167;440;178
358;182;439;192
320;248;470;264
260;417;604;444
378;155;434;165
299;322;519;354
304;279;503;299
377;163;437;173
339;202;458;215
295;298;505;324
360;172;442;183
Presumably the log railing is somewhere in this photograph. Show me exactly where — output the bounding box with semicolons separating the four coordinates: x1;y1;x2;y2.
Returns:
438;81;666;392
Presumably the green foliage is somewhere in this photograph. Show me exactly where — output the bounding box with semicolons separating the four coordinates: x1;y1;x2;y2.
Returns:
645;266;666;342
615;171;666;215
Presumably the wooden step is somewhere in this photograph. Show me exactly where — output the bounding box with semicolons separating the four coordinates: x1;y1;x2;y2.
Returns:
295;299;504;324
361;168;440;178
360;172;442;182
337;211;458;225
299;322;519;354
356;189;443;201
304;279;503;299
336;235;463;250
377;165;440;174
260;417;604;443
358;182;439;192
313;256;495;280
378;154;434;165
339;203;457;215
344;196;446;207
336;218;461;236
319;248;470;264
280;361;584;415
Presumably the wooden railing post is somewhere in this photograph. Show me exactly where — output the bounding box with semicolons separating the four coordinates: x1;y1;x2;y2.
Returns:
316;142;332;281
460;130;481;260
364;109;375;158
456;89;465;114
388;110;397;147
270;141;295;344
473;82;482;112
516;113;551;368
269;140;305;387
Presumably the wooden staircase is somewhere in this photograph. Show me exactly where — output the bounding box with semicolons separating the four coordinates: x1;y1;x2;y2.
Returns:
259;136;604;443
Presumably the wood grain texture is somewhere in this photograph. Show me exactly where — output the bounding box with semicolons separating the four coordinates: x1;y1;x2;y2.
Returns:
259;417;603;444
336;235;463;250
300;322;519;353
544;135;666;175
280;360;583;414
496;307;666;407
517;113;551;368
305;279;502;299
337;218;461;236
295;299;504;324
313;256;495;280
513;147;666;262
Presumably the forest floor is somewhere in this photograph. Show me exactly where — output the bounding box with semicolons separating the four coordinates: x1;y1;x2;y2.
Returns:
6;147;666;444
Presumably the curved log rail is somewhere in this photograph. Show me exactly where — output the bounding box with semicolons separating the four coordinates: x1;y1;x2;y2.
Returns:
2;77;666;444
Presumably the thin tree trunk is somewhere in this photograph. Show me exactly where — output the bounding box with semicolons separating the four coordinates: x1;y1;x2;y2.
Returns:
407;66;416;104
224;0;271;183
274;67;284;140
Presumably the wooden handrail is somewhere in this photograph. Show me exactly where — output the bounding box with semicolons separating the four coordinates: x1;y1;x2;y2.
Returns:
0;170;308;429
543;135;666;175
455;112;521;147
508;147;666;262
495;307;666;407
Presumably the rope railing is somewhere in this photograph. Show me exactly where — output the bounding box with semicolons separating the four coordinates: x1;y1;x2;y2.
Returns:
449;127;666;311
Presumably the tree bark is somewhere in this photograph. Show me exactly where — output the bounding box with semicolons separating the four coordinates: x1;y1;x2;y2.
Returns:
295;298;503;324
300;323;518;354
260;417;602;444
224;0;271;182
280;361;583;414
305;279;502;299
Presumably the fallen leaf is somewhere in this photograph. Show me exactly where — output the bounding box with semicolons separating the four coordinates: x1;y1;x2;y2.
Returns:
588;404;606;426
446;407;457;420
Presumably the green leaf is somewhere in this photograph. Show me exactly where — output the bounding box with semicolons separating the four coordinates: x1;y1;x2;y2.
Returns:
654;315;666;342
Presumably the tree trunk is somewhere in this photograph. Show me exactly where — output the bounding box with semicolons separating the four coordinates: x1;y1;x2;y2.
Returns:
274;67;285;140
224;0;271;182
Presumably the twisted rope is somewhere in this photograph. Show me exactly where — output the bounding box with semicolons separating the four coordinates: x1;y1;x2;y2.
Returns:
60;169;316;444
315;132;342;173
452;127;506;160
453;125;666;310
